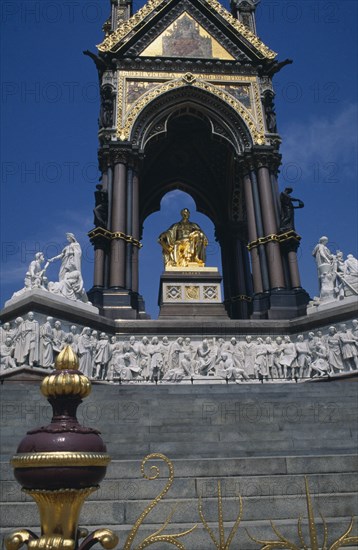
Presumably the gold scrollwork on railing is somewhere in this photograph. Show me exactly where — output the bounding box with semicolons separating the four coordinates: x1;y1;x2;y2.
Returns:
123;453;196;549
199;480;243;549
247;477;358;550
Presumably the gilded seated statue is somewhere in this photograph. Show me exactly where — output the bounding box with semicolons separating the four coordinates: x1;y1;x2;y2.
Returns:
158;208;208;268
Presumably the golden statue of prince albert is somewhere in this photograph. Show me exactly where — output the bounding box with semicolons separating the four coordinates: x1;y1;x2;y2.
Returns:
158;208;208;269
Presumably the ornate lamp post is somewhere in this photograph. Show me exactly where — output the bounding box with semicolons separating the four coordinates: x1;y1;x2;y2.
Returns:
5;346;119;550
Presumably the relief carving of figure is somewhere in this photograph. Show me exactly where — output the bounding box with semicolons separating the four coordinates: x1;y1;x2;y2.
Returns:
14;312;40;367
295;334;311;378
158;208;208;268
139;336;150;380
217;352;249;382
159;336;171;373
280;336;297;379
40;317;54;368
149;336;164;382
94;333;111;380
196;339;216;376
242;335;256;376
338;324;358;371
326;326;344;374
254;338;267;379
309;341;329;377
52;320;65;356
65;325;79;354
265;337;277;380
1;337;17;371
0;322;14;344
77;327;93;378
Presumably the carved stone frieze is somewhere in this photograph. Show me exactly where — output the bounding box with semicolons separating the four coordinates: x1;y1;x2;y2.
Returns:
2;313;358;383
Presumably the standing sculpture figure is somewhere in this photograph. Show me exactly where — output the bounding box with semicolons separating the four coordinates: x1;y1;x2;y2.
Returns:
312;236;334;270
93;184;108;228
48;233;87;302
158;208;208;268
49;233;82;281
279;187;304;232
312;236;337;299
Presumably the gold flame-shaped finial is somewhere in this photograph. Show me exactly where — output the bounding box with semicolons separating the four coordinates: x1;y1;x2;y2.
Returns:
41;346;91;399
55;345;79;371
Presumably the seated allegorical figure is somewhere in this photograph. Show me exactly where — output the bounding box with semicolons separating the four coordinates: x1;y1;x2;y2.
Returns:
158;208;208;268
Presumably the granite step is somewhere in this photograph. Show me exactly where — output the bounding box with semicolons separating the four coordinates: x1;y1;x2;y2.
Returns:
1;492;357;527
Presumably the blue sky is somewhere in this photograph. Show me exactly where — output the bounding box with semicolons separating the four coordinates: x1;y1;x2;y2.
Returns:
1;0;357;318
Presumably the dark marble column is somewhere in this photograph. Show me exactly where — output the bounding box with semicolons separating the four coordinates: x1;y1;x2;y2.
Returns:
288;250;302;289
256;163;285;289
109;150;127;288
250;170;270;291
132;168;140;293
125;165;133;290
243;172;263;294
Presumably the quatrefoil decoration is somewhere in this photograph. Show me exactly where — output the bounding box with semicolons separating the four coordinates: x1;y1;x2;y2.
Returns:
182;72;196;84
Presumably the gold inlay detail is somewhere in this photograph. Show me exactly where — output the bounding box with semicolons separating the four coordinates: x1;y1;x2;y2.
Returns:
97;0;276;60
11;452;111;469
185;286;200;300
247;230;302;250
117;71;265;144
88;227;142;248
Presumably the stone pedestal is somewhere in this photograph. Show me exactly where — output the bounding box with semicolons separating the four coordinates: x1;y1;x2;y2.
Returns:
158;268;228;319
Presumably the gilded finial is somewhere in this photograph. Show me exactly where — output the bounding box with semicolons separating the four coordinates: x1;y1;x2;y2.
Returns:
55;345;80;371
41;346;91;399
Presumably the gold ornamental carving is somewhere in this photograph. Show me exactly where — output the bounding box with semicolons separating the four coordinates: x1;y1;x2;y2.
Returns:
11;452;111;469
185;286;200;300
117;71;265;144
97;0;276;60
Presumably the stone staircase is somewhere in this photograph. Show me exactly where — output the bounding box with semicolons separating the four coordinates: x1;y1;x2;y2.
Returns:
1;379;357;549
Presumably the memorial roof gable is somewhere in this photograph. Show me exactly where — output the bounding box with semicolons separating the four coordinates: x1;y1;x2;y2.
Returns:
97;0;277;61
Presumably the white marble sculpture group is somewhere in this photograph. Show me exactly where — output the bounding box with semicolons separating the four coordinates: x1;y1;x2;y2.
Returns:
10;233;88;304
1;316;358;383
312;236;358;304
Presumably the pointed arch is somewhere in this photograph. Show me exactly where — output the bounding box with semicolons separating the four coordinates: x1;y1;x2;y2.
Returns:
126;82;262;152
